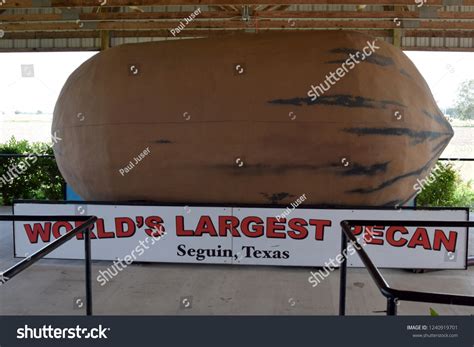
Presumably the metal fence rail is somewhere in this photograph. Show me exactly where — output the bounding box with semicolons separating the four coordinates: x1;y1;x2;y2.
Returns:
339;219;474;316
0;215;97;315
0;154;55;158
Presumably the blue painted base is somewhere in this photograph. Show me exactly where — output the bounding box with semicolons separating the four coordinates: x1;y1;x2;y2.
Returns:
66;185;83;201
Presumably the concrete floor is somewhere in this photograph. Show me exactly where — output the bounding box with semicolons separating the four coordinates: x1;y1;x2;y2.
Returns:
1;206;473;316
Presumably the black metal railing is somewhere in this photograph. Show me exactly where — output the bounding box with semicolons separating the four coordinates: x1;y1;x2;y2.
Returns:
0;154;55;158
0;215;97;315
339;220;474;316
439;158;474;161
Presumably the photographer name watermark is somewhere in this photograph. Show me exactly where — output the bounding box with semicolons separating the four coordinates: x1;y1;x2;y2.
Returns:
118;147;151;176
275;193;307;222
170;8;201;37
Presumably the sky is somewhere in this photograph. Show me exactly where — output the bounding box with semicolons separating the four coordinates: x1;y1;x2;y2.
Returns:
0;52;97;114
404;51;474;110
0;50;472;114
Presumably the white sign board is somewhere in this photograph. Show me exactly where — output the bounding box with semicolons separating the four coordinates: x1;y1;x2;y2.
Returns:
13;202;469;269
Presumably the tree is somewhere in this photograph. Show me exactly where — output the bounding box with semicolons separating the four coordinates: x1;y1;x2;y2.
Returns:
444;107;457;118
453;79;474;120
416;162;474;209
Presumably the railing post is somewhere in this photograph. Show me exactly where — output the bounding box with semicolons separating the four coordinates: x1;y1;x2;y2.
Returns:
339;227;348;316
386;297;398;316
84;225;93;316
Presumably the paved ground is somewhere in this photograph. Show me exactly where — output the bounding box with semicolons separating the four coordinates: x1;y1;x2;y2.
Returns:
0;206;473;316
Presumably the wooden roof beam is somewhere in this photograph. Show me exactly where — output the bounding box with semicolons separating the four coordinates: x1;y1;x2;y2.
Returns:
2;29;473;40
2;19;473;30
2;10;473;22
1;0;473;9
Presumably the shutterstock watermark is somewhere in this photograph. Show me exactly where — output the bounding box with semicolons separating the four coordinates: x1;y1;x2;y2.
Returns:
0;272;9;286
0;131;62;188
0;154;38;188
308;226;377;287
413;158;464;194
17;325;110;339
97;226;166;286
307;40;380;101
